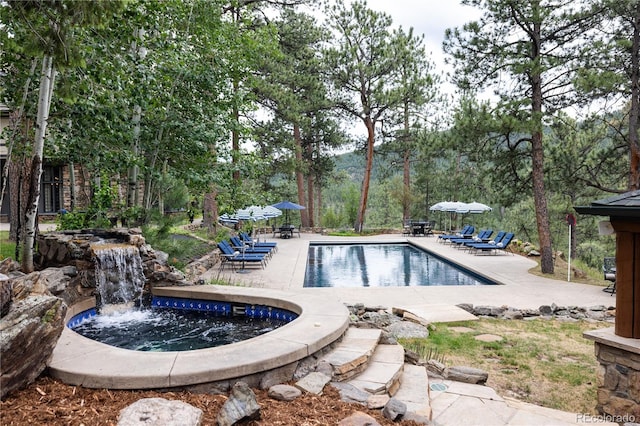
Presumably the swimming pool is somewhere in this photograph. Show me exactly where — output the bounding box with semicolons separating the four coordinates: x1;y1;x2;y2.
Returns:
303;243;496;288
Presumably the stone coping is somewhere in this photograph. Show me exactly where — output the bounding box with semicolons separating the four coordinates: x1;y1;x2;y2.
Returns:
583;327;640;354
48;285;349;389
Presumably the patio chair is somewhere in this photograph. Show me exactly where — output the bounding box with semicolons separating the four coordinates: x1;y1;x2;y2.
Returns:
469;232;514;255
437;225;475;243
217;241;267;270
402;220;411;236
240;232;278;252
229;236;274;258
425;220;435;236
603;257;616;295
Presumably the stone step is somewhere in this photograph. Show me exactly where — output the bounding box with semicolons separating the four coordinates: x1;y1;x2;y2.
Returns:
393;363;432;421
321;327;382;382
347;344;405;396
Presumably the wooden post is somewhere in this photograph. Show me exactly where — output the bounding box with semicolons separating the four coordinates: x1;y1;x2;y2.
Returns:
611;218;640;338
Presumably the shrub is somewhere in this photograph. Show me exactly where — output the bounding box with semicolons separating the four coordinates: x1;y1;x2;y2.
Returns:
576;241;613;270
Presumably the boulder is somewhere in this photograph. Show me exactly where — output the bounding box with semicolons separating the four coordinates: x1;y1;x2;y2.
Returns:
0;295;66;399
295;371;331;395
0;279;12;318
338;411;381;426
118;398;202;426
382;397;407;421
386;321;429;339
331;382;371;405
445;366;488;385
267;384;301;401
216;381;260;426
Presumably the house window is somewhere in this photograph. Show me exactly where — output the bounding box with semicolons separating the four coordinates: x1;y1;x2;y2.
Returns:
40;165;61;213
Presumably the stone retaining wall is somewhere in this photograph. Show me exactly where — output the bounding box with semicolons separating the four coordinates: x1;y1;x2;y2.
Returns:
584;328;640;421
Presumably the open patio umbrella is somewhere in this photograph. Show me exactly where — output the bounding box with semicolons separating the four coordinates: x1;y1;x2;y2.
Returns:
262;205;283;219
234;206;280;241
430;201;467;231
217;213;238;227
453;201;492;230
271;200;305;225
455;201;492;214
236;207;265;222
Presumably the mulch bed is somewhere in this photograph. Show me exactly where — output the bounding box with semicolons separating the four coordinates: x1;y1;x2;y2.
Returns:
1;376;424;425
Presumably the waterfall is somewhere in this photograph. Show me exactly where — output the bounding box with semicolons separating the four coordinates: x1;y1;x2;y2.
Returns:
93;244;146;310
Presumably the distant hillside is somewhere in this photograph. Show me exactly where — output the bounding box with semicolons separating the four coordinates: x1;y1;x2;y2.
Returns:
332;150;399;183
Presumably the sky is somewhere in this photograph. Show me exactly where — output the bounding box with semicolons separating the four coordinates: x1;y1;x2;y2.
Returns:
325;0;484;95
350;1;482;79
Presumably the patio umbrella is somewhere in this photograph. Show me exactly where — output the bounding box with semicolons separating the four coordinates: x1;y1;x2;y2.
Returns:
271;200;305;225
454;202;492;231
262;205;282;219
217;213;238;227
247;205;282;240
455;201;492;214
236;208;264;221
430;201;467;231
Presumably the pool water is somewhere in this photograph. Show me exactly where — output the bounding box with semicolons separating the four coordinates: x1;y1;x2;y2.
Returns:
71;308;290;351
304;243;495;288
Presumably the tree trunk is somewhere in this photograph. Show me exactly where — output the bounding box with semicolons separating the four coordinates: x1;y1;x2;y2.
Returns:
68;162;76;211
22;55;55;273
402;101;411;223
306;140;315;228
231;80;241;183
128;104;141;207
316;181;322;227
306;175;314;227
1;59;37;215
8;160;24;243
531;20;554;274
202;187;218;233
293;123;308;226
355;117;375;233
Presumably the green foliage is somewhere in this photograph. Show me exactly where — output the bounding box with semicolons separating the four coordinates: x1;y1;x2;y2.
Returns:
321;207;342;228
142;224;214;271
85;179;118;228
342;184;360;228
55;211;89;231
120;206;145;227
576;240;616;270
0;232;16;260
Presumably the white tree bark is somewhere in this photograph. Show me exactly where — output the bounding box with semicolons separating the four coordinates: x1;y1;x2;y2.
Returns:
22;55;55;272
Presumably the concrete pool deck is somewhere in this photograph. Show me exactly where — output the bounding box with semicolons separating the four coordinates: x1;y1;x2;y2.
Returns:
208;232;616;312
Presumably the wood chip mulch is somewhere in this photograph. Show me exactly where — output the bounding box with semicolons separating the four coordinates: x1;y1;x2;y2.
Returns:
1;376;424;425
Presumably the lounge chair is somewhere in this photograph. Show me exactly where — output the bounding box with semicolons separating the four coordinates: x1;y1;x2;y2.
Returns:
240;232;277;252
603;257;616;295
469;232;514;255
462;231;505;251
217;241;267;270
229;236;274;258
437;225;475;243
450;229;493;248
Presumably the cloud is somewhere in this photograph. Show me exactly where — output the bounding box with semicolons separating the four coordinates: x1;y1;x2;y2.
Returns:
363;0;482;72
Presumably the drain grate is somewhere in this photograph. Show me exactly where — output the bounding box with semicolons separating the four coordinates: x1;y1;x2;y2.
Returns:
429;383;448;392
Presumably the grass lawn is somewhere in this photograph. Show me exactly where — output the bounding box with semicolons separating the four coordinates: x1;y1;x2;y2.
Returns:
0;231;16;260
400;317;606;415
